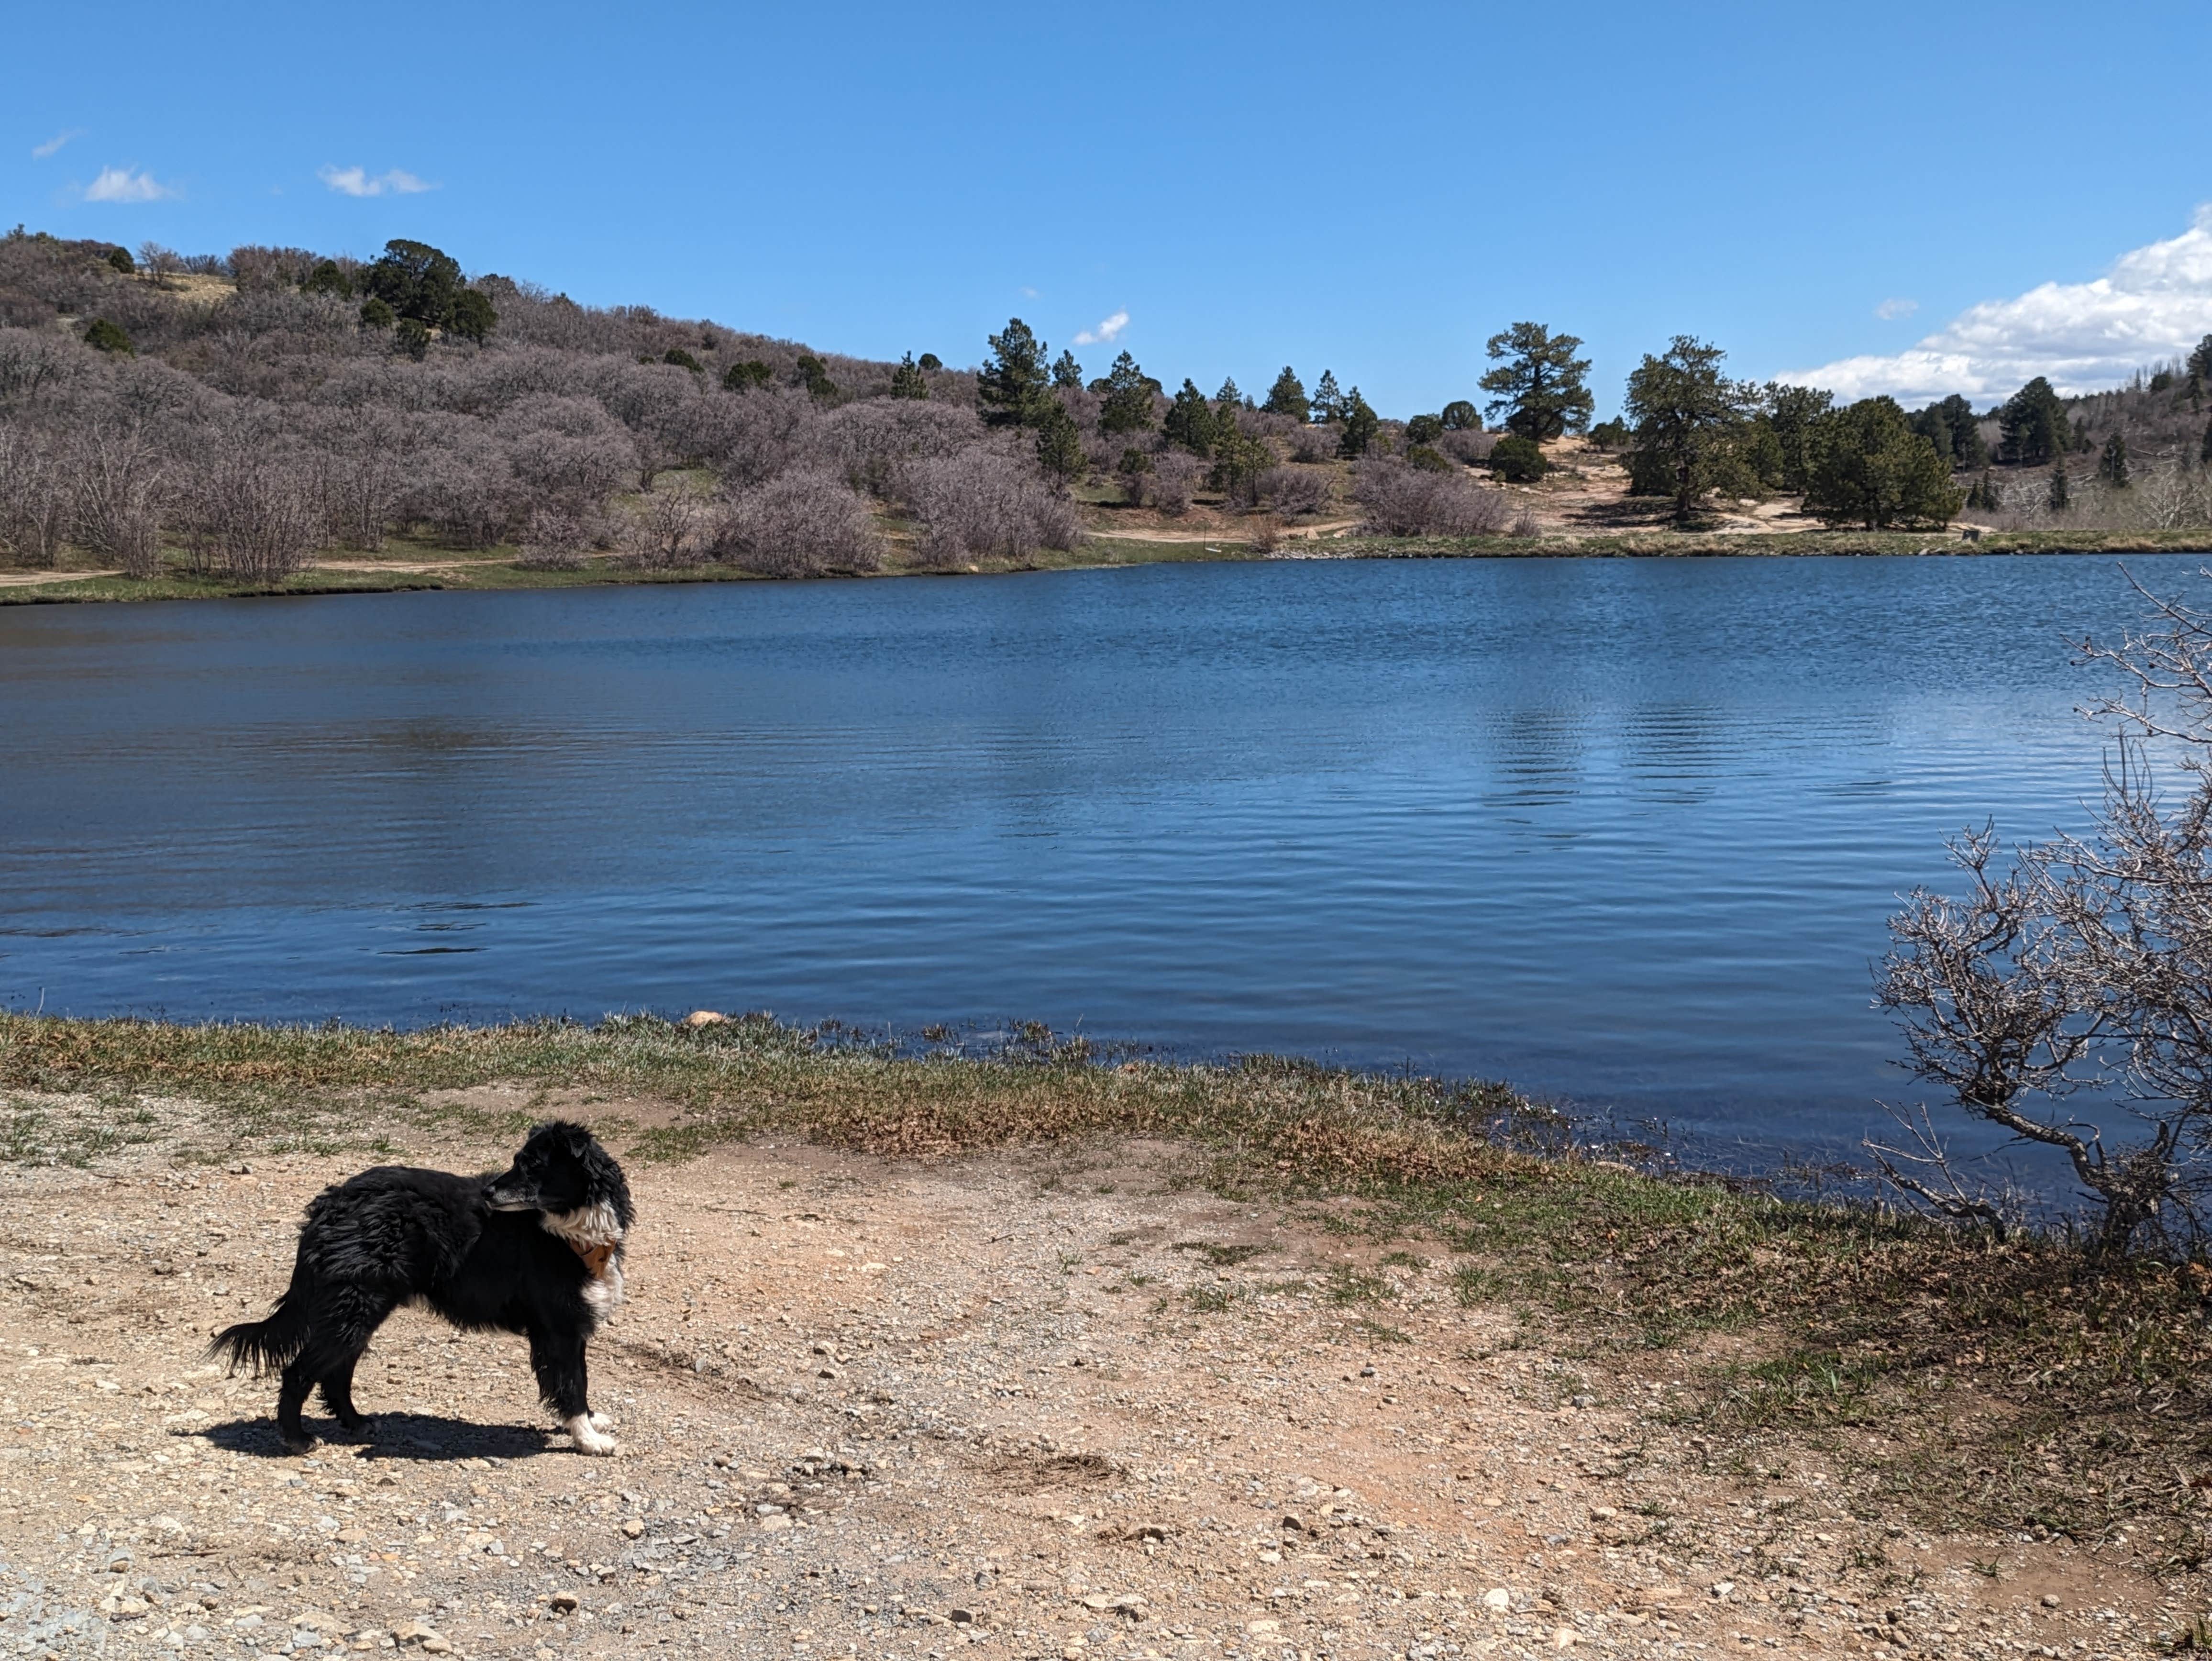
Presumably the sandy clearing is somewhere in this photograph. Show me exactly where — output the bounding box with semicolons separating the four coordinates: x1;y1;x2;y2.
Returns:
0;1111;2176;1660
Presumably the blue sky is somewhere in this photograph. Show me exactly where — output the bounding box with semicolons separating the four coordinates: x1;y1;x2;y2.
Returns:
9;0;2211;415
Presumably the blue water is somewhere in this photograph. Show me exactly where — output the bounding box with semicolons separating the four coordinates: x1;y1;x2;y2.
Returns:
0;554;2190;1167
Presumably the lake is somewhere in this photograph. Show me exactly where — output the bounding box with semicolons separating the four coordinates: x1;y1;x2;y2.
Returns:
0;554;2192;1170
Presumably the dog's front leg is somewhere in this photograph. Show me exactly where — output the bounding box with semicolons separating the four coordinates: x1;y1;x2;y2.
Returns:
529;1327;616;1455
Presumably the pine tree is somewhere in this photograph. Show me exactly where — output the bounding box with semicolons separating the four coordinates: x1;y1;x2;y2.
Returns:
1263;367;1309;421
1336;390;1380;458
889;353;929;400
1999;377;2068;465
1479;321;1594;441
1967;468;2001;512
1622;337;1761;526
1801;397;1964;529
977;318;1051;427
1439;400;1480;432
2097;431;2130;487
2191;334;2212;383
2047;459;2070;511
1215;376;1241;410
1163;379;1218;455
1096;352;1160;435
1311;370;1343;424
917;353;943;372
1051;350;1084;390
2201;417;2212;467
1034;400;1085;482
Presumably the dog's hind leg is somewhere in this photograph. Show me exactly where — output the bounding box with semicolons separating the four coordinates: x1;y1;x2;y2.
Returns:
319;1352;368;1435
276;1362;318;1454
304;1285;397;1443
528;1327;615;1455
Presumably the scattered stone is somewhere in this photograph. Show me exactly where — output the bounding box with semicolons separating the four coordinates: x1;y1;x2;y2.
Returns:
682;1011;727;1028
1483;1588;1513;1612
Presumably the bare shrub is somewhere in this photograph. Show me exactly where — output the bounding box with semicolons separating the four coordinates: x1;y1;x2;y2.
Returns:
515;507;597;570
1509;508;1541;537
1289;425;1335;464
310;415;405;551
622;482;714;569
904;448;1080;565
498;395;638;512
1352;459;1510;536
714;468;883;576
1148;451;1202;517
804;399;982;497
181;452;321;581
69;426;166;577
1258;465;1333;518
398;426;524;548
1439;429;1499;465
1879;575;2212;1253
0;429;69;566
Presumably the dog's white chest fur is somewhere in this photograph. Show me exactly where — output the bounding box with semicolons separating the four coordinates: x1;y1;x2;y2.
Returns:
540;1202;627;1328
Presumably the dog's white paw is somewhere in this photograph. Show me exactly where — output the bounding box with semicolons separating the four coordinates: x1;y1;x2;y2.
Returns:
587;1412;614;1433
564;1414;619;1456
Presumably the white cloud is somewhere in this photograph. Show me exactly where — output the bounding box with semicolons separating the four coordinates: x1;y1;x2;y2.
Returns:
81;166;174;203
1073;308;1129;346
1785;206;2212;405
32;129;82;160
318;164;435;198
1874;297;1917;321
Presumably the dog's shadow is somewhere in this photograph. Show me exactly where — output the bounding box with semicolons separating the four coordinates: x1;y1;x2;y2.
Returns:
198;1413;554;1462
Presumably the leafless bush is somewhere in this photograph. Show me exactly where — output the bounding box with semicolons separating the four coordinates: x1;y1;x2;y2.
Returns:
1439;429;1498;465
398;426;525;548
1352;459;1510;536
181;450;321;580
515;507;599;570
228;246;321;292
804;399;982;497
714;468;883;576
498;395;638;512
1147;451;1202;517
69;426;166;577
622;482;714;569
310;416;405;550
1879;574;2212;1254
1258;465;1333;517
1289;425;1335;464
0;428;69;566
1509;508;1541;537
904;448;1080;565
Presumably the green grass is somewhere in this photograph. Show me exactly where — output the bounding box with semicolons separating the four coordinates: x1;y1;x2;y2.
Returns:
0;1010;2208;1564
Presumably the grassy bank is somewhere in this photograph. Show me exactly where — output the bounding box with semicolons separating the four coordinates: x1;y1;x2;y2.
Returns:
3;1011;2207;1577
9;525;2211;606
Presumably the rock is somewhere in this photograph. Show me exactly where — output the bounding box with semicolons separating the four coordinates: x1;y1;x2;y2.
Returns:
758;1514;793;1532
1482;1588;1513;1612
395;1624;444;1649
549;1593;579;1614
1246;1618;1282;1635
1553;1628;1579;1650
2040;1595;2061;1609
1710;1580;1736;1600
682;1011;727;1029
619;1517;644;1539
1281;1512;1306;1533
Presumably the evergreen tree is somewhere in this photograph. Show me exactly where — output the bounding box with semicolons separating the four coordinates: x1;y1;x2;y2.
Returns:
1206;421;1271;502
302;259;352;299
977;318;1051;427
1263;367;1309;421
1439;399;1480;432
1215;376;1241;410
1051;350;1084;390
1966;468;2002;512
81;318;133;355
106;246;134;275
1096;351;1161;435
1479;321;1594;441
1310;370;1344;424
1913;392;1984;469
1405;414;1443;446
1487;435;1548;482
1999;377;2068;464
393;317;431;361
2202;417;2212;467
1801;397;1963;529
2188;371;2204;415
358;297;395;331
361;239;464;328
2047;459;2070;511
1758;383;1835;493
662;347;704;373
1336;389;1380;458
1622;336;1760;526
447;287;498;344
889;352;929;400
1163;380;1217;455
795;354;840;401
917;353;943;372
2190;334;2212;383
723;359;773;393
2097;431;2130;487
1034;400;1085;482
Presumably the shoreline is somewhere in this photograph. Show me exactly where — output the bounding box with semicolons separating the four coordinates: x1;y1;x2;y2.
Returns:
2;1008;2205;1619
7;526;2212;607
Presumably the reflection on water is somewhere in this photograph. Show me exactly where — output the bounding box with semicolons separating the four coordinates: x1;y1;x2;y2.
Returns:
0;554;2194;1172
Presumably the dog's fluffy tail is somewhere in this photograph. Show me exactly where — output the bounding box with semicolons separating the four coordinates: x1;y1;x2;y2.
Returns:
209;1265;314;1376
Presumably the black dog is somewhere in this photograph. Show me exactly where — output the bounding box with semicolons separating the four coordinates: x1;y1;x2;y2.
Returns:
213;1121;633;1455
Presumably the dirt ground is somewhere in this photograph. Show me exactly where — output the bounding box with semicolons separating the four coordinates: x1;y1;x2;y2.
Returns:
0;1109;2184;1660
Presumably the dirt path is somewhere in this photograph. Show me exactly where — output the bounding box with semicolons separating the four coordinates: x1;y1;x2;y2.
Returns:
0;568;119;588
0;1121;2174;1659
